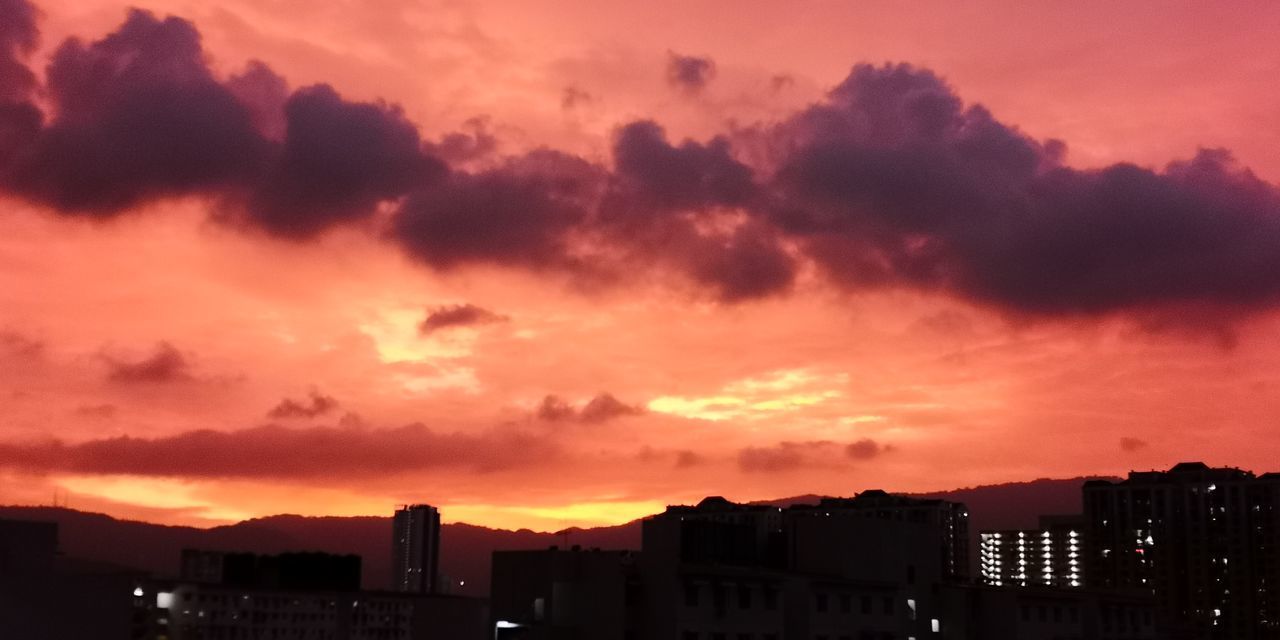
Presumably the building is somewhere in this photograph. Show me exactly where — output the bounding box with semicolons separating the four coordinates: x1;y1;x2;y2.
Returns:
793;490;971;581
139;549;487;640
0;518;143;640
393;504;442;594
1084;462;1280;640
979;515;1087;588
181;548;362;591
941;584;1159;640
491;493;959;639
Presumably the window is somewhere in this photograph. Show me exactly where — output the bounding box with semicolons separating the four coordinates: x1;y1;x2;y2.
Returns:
907;565;916;585
860;595;872;614
738;585;752;609
883;597;894;615
682;632;698;640
930;618;940;633
816;593;828;613
839;594;850;614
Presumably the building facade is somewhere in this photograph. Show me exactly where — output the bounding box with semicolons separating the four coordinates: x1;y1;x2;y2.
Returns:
980;515;1086;588
393;504;442;594
1084;462;1280;640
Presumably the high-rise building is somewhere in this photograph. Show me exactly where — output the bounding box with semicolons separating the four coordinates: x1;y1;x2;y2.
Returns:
980;515;1086;588
393;504;441;594
1083;462;1280;640
792;489;971;581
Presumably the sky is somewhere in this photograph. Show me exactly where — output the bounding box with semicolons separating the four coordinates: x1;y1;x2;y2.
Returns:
1;0;1280;530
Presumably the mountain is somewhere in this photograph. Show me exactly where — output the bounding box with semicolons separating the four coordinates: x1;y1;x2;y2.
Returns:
0;476;1108;597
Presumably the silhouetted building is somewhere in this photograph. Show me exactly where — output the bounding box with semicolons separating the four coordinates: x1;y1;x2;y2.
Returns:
492;493;956;639
941;584;1159;640
181;549;362;591
1084;462;1280;640
980;515;1087;588
144;549;486;640
394;504;442;594
0;518;142;640
793;490;971;581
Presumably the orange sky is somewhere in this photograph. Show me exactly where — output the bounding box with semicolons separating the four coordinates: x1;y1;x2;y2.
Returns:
2;0;1280;530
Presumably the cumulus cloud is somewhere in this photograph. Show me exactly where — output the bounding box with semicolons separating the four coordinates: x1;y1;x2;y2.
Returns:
267;391;339;419
3;1;1280;327
0;423;556;478
535;393;644;423
845;438;890;460
419;303;508;334
103;342;192;384
666;52;716;93
0;330;42;359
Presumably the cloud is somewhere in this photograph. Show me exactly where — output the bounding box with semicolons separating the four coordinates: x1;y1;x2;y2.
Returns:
666;52;716;93
0;0;39;102
845;438;890;460
103;342;192;384
739;438;890;472
4;9;268;213
391;150;602;271
561;86;592;110
4;4;1280;327
266;391;339;419
535;393;644;423
579;393;645;423
764;63;1280;321
245;83;442;237
419;303;508;334
1119;437;1148;453
73;403;117;419
0;423;556;478
0;330;42;359
674;450;705;468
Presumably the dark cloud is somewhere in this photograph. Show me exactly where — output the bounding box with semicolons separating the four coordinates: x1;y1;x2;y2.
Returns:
609;120;757;214
579;393;644;423
247;84;442;237
4;9;268;213
3;3;1280;326
391;150;602;270
674;450;705;468
769;74;794;93
739;439;889;472
428;117;498;164
0;423;555;478
737;441;823;473
104;342;191;384
766;62;1280;320
845;438;889;460
535;395;575;422
666;52;715;93
535;393;644;424
0;0;39;102
419;303;508;334
267;391;339;419
561;86;592;111
1119;437;1148;453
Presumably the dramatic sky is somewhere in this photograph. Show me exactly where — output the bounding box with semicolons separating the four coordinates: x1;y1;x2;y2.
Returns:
2;0;1280;530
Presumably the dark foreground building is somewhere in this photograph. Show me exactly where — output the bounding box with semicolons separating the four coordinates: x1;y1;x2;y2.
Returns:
1084;462;1280;640
491;493;1152;640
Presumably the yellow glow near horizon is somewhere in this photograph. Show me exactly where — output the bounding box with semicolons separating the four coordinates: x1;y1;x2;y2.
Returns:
444;500;666;531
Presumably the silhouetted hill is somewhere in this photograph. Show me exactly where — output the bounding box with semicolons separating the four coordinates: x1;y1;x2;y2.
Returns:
0;476;1108;597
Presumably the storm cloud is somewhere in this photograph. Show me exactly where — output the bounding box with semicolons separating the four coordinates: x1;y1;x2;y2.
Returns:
3;1;1280;325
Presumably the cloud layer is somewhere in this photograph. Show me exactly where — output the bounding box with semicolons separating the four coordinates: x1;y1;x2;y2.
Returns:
2;0;1280;328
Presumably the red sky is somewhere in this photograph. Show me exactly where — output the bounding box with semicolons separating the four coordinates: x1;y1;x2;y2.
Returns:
2;0;1280;530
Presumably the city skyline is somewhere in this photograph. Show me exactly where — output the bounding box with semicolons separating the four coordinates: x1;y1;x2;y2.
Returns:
2;0;1280;532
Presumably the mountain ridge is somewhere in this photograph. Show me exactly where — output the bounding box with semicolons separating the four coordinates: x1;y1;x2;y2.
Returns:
0;475;1111;596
